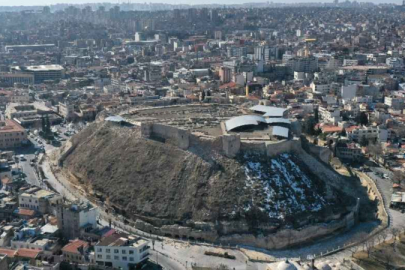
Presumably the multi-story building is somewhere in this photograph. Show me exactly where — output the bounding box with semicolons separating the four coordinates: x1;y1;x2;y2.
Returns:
19;187;62;215
319;106;342;124
0;73;34;86
0;120;27;149
12;65;64;84
58;102;75;121
10;92;30;104
310;81;330;94
227;46;247;58
287;56;318;73
336;143;363;161
219;66;232;83
95;233;150;270
385;96;404;110
5;44;56;53
52;200;98;240
5;104;36;119
346;125;390;142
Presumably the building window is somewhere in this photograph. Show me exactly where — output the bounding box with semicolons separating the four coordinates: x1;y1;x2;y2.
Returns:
106;255;111;260
129;257;134;262
129;250;134;255
106;249;110;253
97;248;102;252
122;256;127;261
114;256;119;260
114;249;119;254
122;250;126;254
97;255;102;259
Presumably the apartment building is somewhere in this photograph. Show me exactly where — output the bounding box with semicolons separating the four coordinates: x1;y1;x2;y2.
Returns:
19;187;62;214
310;81;330;94
0;73;34;86
95;233;150;270
319;106;342;124
385;96;404;110
62;239;89;264
336;143;363;161
12;65;64;84
58;102;75;121
0;120;27;149
52;201;98;240
5;104;36;119
346;125;390;142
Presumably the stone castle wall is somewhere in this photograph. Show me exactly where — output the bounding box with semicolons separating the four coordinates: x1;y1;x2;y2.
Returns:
132;122;359;249
134;209;356;250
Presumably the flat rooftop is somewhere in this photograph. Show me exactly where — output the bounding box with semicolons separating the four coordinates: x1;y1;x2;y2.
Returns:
26;65;64;72
98;233;148;248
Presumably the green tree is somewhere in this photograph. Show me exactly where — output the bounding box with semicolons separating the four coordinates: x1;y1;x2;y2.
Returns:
359;112;369;126
360;136;369;147
45;115;51;135
41;116;46;133
314;108;319;123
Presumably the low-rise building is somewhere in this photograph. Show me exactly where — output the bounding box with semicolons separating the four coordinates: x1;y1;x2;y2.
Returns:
62;239;89;264
336;142;363;161
95;233;150;270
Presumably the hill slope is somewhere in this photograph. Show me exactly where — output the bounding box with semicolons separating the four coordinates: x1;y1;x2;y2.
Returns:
57;122;355;231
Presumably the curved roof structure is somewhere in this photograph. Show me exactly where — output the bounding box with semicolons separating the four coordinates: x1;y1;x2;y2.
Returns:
265;118;291;125
272;126;289;138
225;115;266;131
250;105;287;118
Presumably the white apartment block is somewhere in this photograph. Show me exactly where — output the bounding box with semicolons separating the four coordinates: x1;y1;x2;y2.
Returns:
385;96;404;110
319;106;342;124
311;82;330;94
95;233;150;270
347;126;391;142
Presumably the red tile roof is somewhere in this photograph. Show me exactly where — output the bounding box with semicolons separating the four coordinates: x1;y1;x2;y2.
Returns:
1;177;11;185
219;82;238;89
345;125;360;133
321;125;343;133
18;208;35;216
16;248;41;259
0;248;16;258
62;240;89;255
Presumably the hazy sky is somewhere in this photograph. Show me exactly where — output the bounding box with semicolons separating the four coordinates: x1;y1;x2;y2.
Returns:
0;0;401;7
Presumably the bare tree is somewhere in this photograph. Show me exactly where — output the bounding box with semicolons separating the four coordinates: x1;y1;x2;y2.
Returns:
381;248;394;270
216;264;231;270
391;228;400;252
368;142;383;160
350;245;360;258
392;171;405;185
378;230;389;245
363;238;375;258
381;230;390;243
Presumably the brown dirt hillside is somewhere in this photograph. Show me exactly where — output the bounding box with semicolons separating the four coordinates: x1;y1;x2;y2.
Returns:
56;121;359;229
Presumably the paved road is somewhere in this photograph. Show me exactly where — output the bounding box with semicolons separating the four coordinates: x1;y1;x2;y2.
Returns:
39;148;405;269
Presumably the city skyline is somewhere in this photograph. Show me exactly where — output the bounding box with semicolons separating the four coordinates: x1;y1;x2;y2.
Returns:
0;0;402;7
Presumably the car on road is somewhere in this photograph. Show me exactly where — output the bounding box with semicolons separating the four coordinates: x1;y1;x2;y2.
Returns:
19;155;26;161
